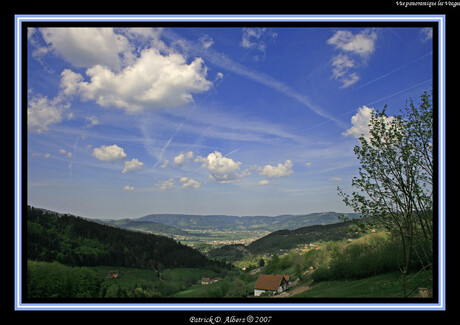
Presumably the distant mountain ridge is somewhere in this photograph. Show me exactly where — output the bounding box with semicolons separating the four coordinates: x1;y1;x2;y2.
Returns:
99;212;360;234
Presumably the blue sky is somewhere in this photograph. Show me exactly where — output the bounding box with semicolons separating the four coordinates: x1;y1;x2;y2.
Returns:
26;26;433;219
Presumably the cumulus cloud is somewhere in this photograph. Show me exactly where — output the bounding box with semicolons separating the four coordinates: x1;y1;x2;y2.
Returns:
342;106;374;139
258;160;293;178
27;94;69;133
122;158;145;174
327;29;377;58
156;178;175;190
342;105;395;140
258;179;270;186
124;185;135;191
57;47;212;114
180;177;201;189
59;149;72;158
174;151;194;167
195;151;249;184
40;27;131;70
34;28;214;115
92;144;127;162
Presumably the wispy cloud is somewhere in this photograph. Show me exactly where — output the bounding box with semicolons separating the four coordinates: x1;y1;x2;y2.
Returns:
162;29;346;129
357;52;432;89
327;29;377;88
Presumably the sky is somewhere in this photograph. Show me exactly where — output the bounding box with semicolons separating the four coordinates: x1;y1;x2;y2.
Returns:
26;25;433;219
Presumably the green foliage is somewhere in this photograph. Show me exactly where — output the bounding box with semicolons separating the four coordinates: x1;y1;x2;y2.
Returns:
27;260;100;298
27;206;214;270
310;234;416;282
337;91;434;296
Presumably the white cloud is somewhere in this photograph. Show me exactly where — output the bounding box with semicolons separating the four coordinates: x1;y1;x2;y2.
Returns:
240;28;267;51
258;160;293;178
27;94;69;133
59;149;72;158
327;29;377;58
342;105;395;140
92;144;127;162
199;34;214;49
124;185;135;191
156;178;175;190
60;47;212;114
174;151;194;167
420;28;433;42
329;177;343;182
85;115;99;127
159;160;169;169
305;162;312;168
258;179;270;186
327;29;377;88
330;54;360;88
40;27;131;70
195;151;249;184
180;177;201;189
342;106;374;139
240;28;277;54
32;152;50;158
122;158;145;174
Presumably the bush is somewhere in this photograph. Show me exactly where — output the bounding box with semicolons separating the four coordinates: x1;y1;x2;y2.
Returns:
312;235;402;282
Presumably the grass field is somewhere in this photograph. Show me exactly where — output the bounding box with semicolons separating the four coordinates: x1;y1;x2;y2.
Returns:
292;271;433;298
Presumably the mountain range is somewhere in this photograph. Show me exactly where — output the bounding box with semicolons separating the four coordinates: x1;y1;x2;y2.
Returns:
97;212;361;235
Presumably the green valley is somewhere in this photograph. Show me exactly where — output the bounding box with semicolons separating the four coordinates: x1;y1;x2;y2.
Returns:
25;206;433;299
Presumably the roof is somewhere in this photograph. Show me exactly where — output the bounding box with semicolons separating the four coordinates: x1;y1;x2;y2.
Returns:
254;274;288;291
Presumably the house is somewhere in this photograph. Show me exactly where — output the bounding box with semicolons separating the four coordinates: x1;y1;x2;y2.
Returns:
201;277;223;285
201;277;211;285
254;274;291;296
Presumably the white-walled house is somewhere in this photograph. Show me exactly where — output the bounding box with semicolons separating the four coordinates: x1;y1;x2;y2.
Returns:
254;274;291;296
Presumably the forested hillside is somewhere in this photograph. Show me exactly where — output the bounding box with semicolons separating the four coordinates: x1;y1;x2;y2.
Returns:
248;219;364;253
27;206;215;270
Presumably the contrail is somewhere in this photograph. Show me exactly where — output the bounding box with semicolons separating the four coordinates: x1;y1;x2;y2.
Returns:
153;120;186;168
162;29;347;129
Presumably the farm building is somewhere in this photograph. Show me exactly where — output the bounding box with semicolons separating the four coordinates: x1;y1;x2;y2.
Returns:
201;277;222;285
254;274;291;296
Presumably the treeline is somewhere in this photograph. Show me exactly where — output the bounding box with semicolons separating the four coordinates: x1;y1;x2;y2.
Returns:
27;206;218;270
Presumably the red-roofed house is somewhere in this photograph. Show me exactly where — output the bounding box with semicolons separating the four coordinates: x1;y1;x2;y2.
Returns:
254;274;291;296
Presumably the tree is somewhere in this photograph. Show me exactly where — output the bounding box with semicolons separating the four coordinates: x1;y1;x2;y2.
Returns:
338;91;433;297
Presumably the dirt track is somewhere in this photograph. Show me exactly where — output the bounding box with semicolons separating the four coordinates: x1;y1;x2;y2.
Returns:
270;280;313;298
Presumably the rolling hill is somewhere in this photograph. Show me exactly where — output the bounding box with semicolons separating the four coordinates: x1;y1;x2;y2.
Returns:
27;206;216;270
207;218;366;259
101;212;361;235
